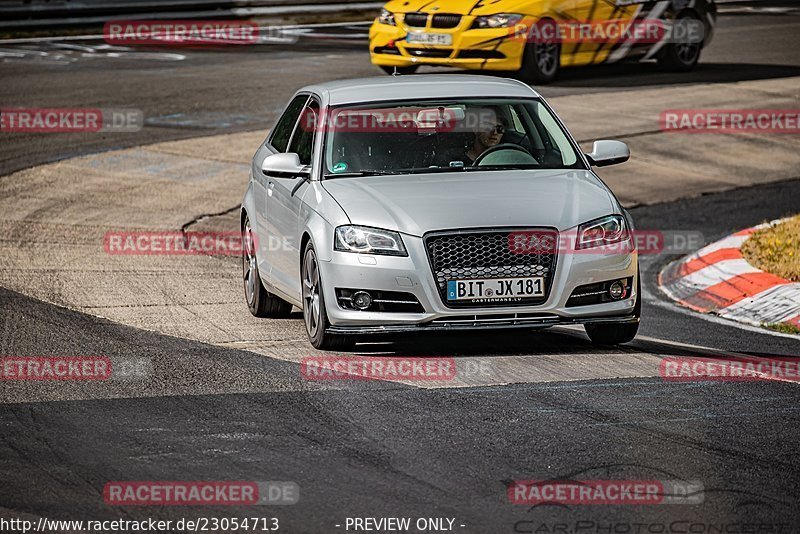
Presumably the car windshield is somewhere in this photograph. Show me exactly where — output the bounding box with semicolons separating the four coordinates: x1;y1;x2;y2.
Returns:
322;98;583;177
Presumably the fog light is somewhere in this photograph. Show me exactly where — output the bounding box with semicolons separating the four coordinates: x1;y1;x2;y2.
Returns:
352;291;373;310
608;281;625;300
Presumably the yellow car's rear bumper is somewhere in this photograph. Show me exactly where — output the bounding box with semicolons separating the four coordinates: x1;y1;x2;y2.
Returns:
369;20;528;72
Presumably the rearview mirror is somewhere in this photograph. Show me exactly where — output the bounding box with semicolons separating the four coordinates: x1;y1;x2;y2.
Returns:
261;153;309;177
585;140;630;167
416;106;466;132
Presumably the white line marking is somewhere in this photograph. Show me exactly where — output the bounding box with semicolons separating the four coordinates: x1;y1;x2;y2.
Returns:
720;284;800;327
691;234;750;259
651;284;800;341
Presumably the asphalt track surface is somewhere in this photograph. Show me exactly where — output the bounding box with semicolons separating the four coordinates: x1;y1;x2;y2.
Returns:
1;6;800;533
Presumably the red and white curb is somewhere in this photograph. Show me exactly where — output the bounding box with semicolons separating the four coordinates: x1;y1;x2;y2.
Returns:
658;220;800;333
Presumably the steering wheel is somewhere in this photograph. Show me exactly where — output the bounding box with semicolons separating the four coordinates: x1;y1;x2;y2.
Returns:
473;143;537;166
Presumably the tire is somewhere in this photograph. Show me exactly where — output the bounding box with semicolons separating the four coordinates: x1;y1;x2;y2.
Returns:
517;18;560;84
380;65;419;75
302;241;354;350
657;13;703;72
584;272;641;345
242;215;293;318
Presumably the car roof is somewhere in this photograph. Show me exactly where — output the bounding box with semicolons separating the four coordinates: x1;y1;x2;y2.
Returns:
300;75;540;106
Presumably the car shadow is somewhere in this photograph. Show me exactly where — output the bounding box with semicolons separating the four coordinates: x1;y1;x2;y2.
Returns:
427;62;800;91
550;62;800;88
345;327;706;359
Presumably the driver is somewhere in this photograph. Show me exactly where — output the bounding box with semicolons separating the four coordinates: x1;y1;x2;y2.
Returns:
457;108;509;166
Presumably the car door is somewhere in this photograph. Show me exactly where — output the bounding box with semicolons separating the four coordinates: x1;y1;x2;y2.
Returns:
568;0;655;66
252;93;309;278
265;97;320;300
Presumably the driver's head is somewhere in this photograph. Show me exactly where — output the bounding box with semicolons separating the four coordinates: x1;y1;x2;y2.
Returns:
472;108;508;150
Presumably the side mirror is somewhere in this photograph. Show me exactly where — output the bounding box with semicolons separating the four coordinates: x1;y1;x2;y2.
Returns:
585;140;630;167
261;153;309;177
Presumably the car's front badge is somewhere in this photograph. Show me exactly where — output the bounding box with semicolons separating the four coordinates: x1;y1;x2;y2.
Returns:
333;162;349;173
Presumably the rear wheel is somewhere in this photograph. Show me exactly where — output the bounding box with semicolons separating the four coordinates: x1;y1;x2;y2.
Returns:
242;215;292;318
302;242;354;350
380;65;419;75
518;18;560;84
584;272;641;345
657;13;703;72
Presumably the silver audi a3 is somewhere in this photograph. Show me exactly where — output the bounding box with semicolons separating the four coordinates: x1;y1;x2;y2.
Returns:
241;75;640;349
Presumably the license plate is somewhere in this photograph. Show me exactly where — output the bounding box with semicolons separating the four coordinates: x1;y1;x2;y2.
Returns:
447;277;545;302
406;32;452;46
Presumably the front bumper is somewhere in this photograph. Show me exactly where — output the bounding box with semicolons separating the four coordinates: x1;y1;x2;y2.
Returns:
327;314;638;335
319;232;638;335
369;19;527;72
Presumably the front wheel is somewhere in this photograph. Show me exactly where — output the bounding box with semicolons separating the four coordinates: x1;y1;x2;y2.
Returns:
584;321;640;345
584;272;641;345
302;242;354;350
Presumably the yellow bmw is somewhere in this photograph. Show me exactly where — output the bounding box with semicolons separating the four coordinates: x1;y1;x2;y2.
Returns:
369;0;717;83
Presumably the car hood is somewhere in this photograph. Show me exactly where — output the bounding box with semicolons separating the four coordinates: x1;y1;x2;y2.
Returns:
383;0;533;16
321;170;616;237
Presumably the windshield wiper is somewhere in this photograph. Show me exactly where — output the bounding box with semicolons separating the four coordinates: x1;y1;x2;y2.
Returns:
463;165;534;171
405;167;468;174
323;170;405;178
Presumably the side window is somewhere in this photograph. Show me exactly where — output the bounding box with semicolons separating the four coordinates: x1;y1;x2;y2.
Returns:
288;100;320;166
269;95;309;152
535;103;577;166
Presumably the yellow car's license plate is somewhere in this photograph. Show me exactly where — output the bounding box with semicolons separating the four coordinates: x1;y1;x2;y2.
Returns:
406;32;452;46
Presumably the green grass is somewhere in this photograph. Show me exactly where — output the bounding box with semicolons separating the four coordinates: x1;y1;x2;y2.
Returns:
762;323;800;335
742;215;800;282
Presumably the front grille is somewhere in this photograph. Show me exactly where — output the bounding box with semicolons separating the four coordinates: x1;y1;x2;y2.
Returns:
431;14;462;28
403;12;428;27
406;48;453;58
425;229;558;308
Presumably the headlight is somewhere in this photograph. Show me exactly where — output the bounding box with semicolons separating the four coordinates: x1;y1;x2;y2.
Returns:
334;225;407;256
576;215;630;250
472;13;523;29
378;8;396;26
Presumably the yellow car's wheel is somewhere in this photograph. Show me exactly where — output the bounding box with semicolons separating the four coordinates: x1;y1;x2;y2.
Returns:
518;18;560;84
657;12;702;72
380;65;419;75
